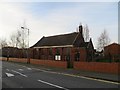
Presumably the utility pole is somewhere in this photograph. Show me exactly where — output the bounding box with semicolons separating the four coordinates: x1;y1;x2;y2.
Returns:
7;47;9;61
21;27;30;64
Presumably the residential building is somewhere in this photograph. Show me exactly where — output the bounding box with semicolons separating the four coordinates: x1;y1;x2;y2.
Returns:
104;43;120;62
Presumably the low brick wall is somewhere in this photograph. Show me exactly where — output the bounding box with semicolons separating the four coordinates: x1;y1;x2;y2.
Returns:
30;59;45;66
1;58;67;68
30;59;67;68
9;58;28;63
74;62;119;74
1;57;119;74
1;57;27;63
0;57;7;61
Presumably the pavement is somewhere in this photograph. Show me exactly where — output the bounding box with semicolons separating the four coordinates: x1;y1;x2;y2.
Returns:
7;60;119;82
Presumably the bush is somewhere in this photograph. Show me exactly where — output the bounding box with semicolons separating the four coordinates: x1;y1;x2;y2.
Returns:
114;59;120;62
96;59;112;63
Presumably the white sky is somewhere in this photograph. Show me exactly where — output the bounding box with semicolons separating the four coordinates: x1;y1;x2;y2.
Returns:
0;0;119;49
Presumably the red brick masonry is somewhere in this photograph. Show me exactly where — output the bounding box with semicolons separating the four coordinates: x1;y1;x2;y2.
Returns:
74;62;119;74
1;58;119;74
30;59;67;68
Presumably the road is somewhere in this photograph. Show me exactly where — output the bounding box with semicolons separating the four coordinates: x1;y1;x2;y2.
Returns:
1;60;119;89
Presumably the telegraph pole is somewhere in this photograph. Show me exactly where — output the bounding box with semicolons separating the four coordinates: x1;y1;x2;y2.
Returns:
21;26;30;64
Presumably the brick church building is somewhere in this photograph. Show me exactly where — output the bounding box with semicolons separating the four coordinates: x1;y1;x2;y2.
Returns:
30;25;95;66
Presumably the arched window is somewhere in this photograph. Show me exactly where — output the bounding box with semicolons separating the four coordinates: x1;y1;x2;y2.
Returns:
56;48;60;55
55;48;61;60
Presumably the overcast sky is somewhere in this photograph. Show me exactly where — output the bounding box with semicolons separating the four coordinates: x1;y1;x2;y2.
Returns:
0;1;118;49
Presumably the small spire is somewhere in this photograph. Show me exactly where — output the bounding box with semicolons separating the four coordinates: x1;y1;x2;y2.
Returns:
79;23;83;34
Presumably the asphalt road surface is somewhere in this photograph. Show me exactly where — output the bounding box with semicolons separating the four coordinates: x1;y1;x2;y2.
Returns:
1;60;119;89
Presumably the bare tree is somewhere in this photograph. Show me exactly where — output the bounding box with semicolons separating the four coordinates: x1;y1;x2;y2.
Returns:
9;30;20;48
9;33;17;47
9;28;28;48
83;24;90;42
16;30;21;47
97;29;110;51
0;38;8;48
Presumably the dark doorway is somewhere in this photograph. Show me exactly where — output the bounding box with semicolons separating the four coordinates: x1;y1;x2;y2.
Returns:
66;55;73;68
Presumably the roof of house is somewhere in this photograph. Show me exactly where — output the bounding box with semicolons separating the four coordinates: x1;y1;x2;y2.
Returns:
104;43;120;48
2;46;18;49
31;25;93;48
79;42;89;47
32;32;79;48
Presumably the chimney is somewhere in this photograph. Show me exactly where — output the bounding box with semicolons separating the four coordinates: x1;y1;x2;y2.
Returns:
79;24;83;34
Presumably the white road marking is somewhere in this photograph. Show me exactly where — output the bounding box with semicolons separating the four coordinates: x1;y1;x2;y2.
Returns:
18;65;28;68
5;72;14;77
6;69;10;71
13;63;120;85
79;76;120;85
27;68;32;70
38;80;69;90
32;68;46;72
18;65;32;70
11;70;27;77
20;65;26;67
55;73;120;85
18;69;24;71
33;68;120;85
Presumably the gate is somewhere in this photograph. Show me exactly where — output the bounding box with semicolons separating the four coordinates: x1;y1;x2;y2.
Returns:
66;55;73;68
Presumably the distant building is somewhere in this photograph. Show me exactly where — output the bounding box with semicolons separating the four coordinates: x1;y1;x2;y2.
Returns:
31;25;95;64
2;47;18;58
2;46;28;58
104;43;120;62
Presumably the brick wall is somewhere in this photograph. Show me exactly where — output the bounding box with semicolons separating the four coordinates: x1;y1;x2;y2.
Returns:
30;59;45;65
71;48;87;62
2;57;67;68
74;62;119;74
1;57;119;74
30;59;67;68
1;57;28;63
79;48;87;61
9;58;28;63
0;57;7;61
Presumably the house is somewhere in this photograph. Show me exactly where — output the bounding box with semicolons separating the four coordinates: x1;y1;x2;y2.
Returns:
104;43;120;62
2;46;28;58
2;47;18;58
30;25;95;64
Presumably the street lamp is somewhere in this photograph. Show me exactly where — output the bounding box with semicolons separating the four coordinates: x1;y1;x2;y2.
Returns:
7;47;9;61
21;27;30;64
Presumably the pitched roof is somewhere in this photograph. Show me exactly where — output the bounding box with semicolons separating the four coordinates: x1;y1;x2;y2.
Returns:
79;42;89;47
104;43;120;48
32;32;79;48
